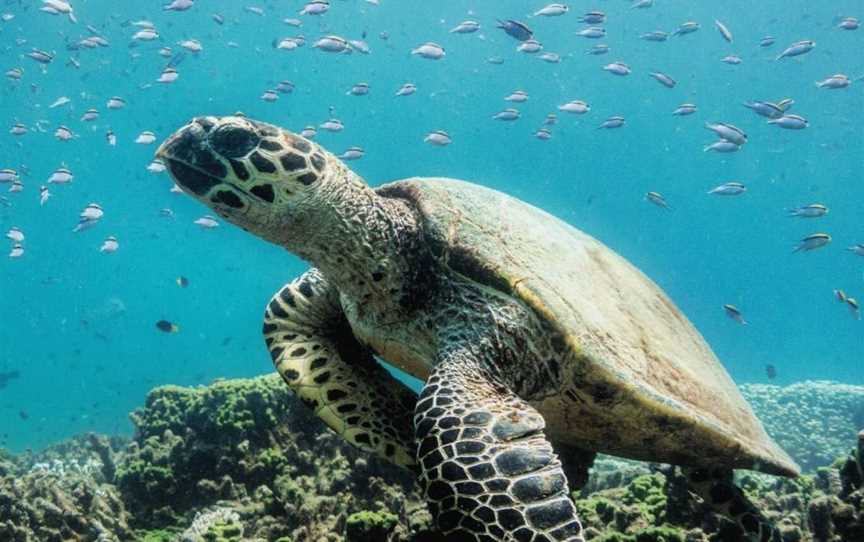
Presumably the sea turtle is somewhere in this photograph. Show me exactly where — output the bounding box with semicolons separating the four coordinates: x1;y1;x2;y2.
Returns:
156;115;799;542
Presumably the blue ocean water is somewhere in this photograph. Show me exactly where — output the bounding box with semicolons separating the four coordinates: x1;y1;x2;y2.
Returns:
0;0;861;453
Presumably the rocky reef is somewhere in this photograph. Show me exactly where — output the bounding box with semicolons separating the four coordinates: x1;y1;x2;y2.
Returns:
740;382;864;472
0;377;861;541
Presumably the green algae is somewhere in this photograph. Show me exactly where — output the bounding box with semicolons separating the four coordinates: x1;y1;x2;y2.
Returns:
346;510;399;540
203;520;244;541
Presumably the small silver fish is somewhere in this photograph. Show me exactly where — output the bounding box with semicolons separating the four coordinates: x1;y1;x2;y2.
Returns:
299;0;328;16
347;82;370;96
411;42;445;59
424;130;451;146
450;20;479;34
743;101;784;119
767;114;808;130
136;131;156;144
847;298;861;320
106;130;116;146
707;182;746;196
505;90;529;103
558;100;590;114
27;49;54;64
276;81;295;93
80;202;104;221
0;169;18;183
640;31;668;42
673;22;700;36
715;20;733;43
538;52;561;63
493;108;520;121
164;0;194;11
39;185;50;206
721;55;742;65
586;44;610;55
816;74;850;89
157;67;179;83
645;191;671;210
837;17;859;30
534;3;568;16
723;304;747;325
496;19;533;41
776;40;815;61
760;36;776;47
194;215;219;228
80;108;99;122
319;119;343;132
100;235;119;253
534;128;552;141
577;11;605;24
787;204;828;218
339;146;364;160
313;35;351;53
55;125;74;141
9;123;27;136
5;67;23;80
603;62;630;76
649;72;676;88
260;89;279;102
9;243;23;258
598;116;625;129
672;103;697;116
48;166;73;184
395;83;416;97
5;227;24;242
835;289;848;303
147;159;167;173
106;96;126;109
847;244;864;257
300;126;317;139
517;39;543;54
793;233;831;253
705;122;747;145
577;27;606;39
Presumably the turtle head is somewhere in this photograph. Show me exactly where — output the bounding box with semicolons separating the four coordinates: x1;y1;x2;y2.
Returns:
156;115;333;245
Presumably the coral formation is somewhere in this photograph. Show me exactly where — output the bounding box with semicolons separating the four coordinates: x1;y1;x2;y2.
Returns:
0;378;861;541
741;381;864;472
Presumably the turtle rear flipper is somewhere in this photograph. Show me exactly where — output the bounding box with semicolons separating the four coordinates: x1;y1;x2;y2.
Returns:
264;268;417;469
415;351;584;541
684;467;779;542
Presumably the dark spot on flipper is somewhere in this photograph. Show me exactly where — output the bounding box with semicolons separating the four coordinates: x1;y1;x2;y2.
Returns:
297;172;317;185
355;433;371;445
290;137;311;153
298;281;314;298
268;299;289;319
228;158;250;181
511;472;566;502
310;357;327;370
166;160;220;196
213;190;244;209
279;288;296;307
280;152;307;172
498;509;525;530
313;371;331;384
259;139;284;152
468;463;496;480
282;369;300;382
525;498;575;530
494;448;552;476
250;151;277;173
269;346;284;361
262;322;277;334
310;153;325;171
327;389;348;401
250;183;275;202
337;403;356;413
290;347;306;357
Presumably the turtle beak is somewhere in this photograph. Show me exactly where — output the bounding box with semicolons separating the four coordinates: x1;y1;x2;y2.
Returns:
157;118;229;196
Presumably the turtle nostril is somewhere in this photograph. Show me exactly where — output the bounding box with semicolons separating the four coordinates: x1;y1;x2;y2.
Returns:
209;123;260;158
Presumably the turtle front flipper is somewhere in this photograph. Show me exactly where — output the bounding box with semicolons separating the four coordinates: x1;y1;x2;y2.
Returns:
264;268;417;469
683;467;779;542
415;352;584;541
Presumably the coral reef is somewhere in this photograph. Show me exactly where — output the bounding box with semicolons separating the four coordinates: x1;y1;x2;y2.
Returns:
0;378;861;541
741;381;864;472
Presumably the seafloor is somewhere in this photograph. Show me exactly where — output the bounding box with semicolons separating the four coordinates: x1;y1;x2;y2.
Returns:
1;376;861;542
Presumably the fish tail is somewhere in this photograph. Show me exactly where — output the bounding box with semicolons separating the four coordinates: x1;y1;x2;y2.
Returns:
170;324;180;333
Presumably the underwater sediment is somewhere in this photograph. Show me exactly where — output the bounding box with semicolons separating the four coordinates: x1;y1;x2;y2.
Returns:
0;376;861;542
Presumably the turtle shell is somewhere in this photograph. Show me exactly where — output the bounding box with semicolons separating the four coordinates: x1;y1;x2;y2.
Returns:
377;178;798;477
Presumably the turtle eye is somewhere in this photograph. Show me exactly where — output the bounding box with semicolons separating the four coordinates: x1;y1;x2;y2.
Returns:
209;123;260;158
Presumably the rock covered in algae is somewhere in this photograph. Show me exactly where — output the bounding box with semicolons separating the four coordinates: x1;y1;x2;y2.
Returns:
740;381;864;472
114;374;427;541
0;434;132;542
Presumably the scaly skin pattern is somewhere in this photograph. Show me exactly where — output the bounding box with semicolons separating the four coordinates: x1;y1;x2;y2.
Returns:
156;115;782;541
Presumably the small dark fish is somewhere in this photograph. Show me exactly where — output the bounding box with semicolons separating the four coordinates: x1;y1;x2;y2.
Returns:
19;410;29;420
496;19;533;41
0;370;20;390
156;319;180;333
176;276;189;287
765;364;777;380
167;51;186;69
